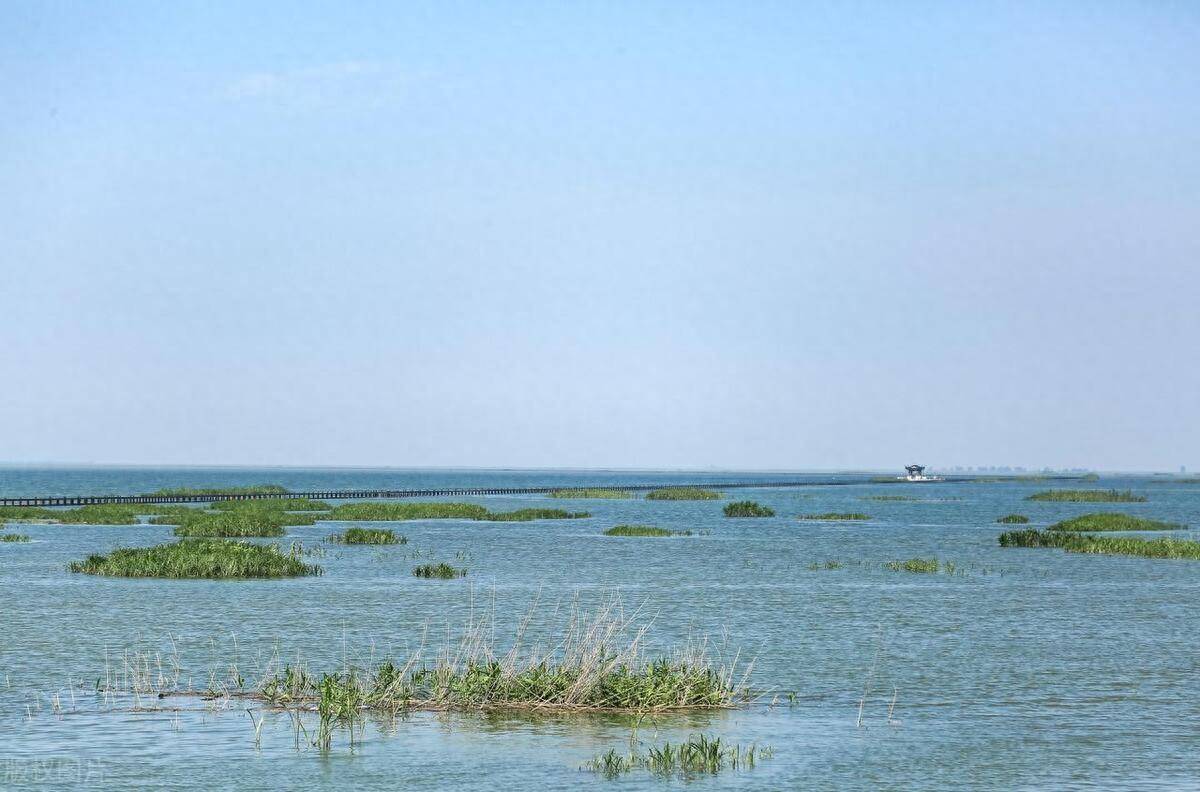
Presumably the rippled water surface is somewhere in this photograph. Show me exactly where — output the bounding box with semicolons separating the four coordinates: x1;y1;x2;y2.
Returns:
1;467;1198;790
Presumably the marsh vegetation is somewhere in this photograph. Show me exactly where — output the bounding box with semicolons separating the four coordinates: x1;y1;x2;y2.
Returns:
603;525;691;537
326;502;587;522
328;527;406;545
548;488;632;499
584;734;772;778
996;514;1030;524
999;529;1200;559
413;562;468;579
1;532;31;542
644;488;721;501
722;501;775;518
797;512;869;521
68;539;322;578
147;484;290;497
885;558;942;573
166;512;291;538
1027;489;1145;503
1049;513;1182;532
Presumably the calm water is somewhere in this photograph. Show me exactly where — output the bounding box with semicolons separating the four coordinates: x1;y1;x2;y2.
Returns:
1;467;1198;790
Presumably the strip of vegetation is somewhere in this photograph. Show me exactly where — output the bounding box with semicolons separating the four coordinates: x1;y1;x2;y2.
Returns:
0;504;163;525
1027;489;1145;503
645;488;721;501
327;502;587;522
997;514;1030;524
328;527;406;545
584;734;772;778
885;558;941;573
862;495;920;502
1;533;31;543
808;560;843;570
68;539;322;578
723;501;775;518
999;529;1200;559
548;488;632;499
1048;513;1183;532
485;508;589;522
147;484;290;497
212;498;331;512
413;563;467;579
797;513;869;521
603;525;691;537
169;512;290;538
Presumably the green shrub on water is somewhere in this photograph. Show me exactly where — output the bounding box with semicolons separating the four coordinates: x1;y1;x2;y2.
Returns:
328;527;406;545
797;513;869;521
645;488;721;501
722;501;775;518
68;539;321;579
147;484;290;497
886;558;940;573
584;734;772;778
1027;489;1145;503
413;563;467;579
329;502;490;521
603;525;691;537
998;529;1200;559
997;514;1030;524
548;488;632;499
169;512;290;538
1;533;31;543
1049;513;1183;532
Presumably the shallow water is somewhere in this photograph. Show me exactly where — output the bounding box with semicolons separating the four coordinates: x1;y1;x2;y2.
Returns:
1;467;1198;790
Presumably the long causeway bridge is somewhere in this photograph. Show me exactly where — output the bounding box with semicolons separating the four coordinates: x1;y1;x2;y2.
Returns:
0;478;937;508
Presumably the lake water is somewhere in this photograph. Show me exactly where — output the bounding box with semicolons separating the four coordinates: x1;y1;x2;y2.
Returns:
1;467;1198;790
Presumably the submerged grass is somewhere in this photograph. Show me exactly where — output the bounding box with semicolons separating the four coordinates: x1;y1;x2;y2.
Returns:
328;527;406;545
644;488;721;501
548;488;632;499
68;539;322;578
1;533;31;542
722;501;775;518
1027;489;1146;503
999;529;1200;559
997;514;1031;524
413;562;468;579
603;525;691;538
1048;513;1184;532
797;512;869;521
584;734;772;778
885;557;941;573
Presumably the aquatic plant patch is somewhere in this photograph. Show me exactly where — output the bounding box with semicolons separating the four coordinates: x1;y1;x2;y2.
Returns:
413;562;467;579
584;734;772;778
327;502;587;522
1027;489;1145;503
484;508;589;522
68;539;321;579
548;488;632;499
644;488;722;501
328;527;406;545
169;512;290;538
603;525;691;537
797;513;869;521
722;501;775;518
998;529;1200;559
212;498;331;512
885;557;941;573
147;484;290;497
1048;513;1182;532
996;514;1030;524
1;533;31;542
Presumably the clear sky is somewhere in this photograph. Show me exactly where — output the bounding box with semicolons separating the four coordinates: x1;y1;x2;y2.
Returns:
2;1;1197;471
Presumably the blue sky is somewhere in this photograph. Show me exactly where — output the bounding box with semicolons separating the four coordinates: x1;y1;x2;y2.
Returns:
2;2;1197;470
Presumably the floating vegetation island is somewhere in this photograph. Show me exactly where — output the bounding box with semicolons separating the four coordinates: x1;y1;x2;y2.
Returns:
584;734;772;778
212;498;331;512
723;501;775;518
162;512;295;538
326;502;588;522
886;557;942;573
1048;513;1183;533
797;512;869;521
69;539;322;579
997;514;1030;524
1;533;31;543
328;527;406;545
548;488;632;499
603;525;691;537
0;504;187;526
644;487;721;501
1027;489;1145;503
413;562;468;579
998;530;1200;560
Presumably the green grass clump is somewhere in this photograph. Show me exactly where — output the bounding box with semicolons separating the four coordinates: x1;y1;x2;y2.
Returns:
644;487;721;501
997;514;1030;524
603;525;691;537
886;557;940;573
1048;513;1183;532
413;562;467;579
68;539;321;579
722;501;775;518
808;560;843;570
797;512;869;521
212;498;330;512
169;512;289;538
0;506;55;522
548;488;632;499
329;502;491;521
584;734;772;778
147;484;290;497
1;533;31;543
485;508;589;522
1027;489;1145;503
999;529;1200;559
328;527;406;545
